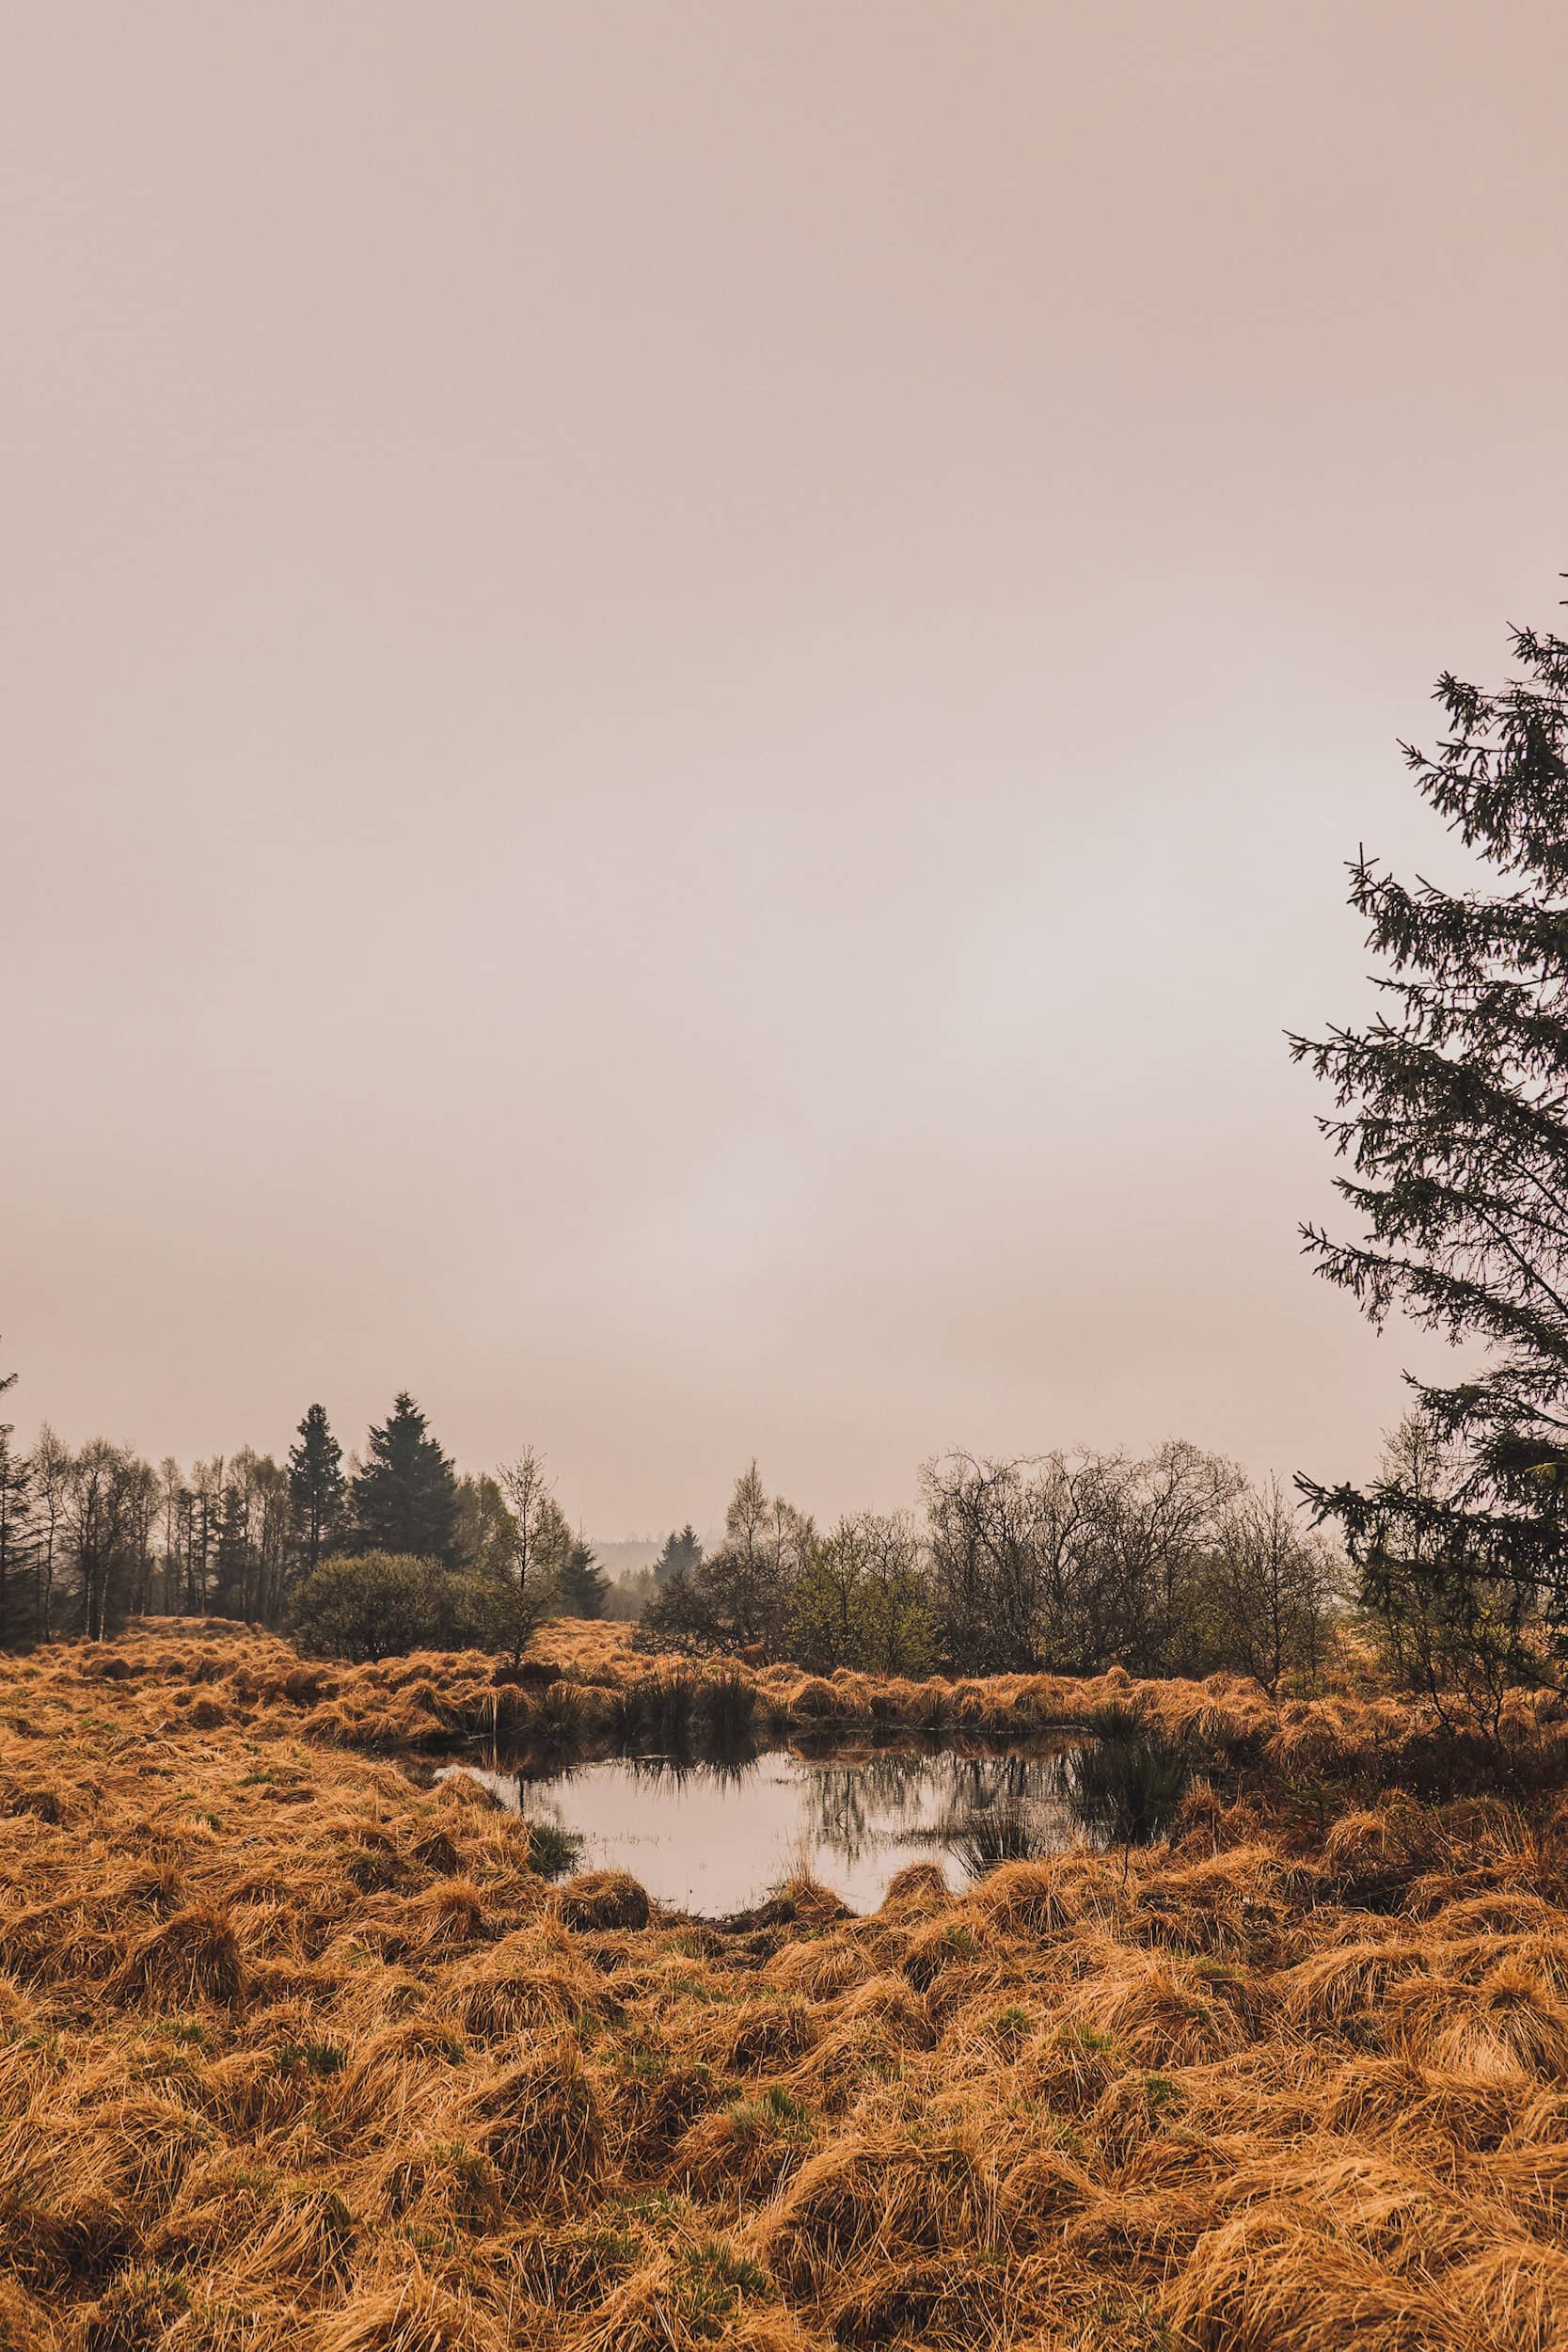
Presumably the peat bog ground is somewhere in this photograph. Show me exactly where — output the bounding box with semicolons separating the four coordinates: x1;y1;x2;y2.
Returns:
7;1622;1568;2350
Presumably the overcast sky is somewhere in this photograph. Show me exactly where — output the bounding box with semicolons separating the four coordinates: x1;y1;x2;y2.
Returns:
5;3;1567;1534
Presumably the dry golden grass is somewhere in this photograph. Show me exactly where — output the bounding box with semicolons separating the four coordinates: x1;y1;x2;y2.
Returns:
47;1614;1568;1800
6;1627;1568;2349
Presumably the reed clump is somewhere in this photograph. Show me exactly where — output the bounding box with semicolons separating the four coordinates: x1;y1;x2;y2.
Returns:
8;1628;1568;2349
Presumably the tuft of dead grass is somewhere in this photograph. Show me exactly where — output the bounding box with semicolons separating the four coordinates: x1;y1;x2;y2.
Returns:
311;2266;503;2352
109;1899;246;2010
555;1870;652;1932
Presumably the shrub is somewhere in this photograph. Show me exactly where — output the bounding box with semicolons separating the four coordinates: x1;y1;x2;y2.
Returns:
290;1553;515;1662
633;1566;726;1658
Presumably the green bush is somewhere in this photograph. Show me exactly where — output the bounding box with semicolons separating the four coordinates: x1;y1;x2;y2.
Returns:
290;1552;514;1662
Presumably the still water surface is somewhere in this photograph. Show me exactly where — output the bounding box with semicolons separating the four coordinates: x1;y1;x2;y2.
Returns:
436;1745;1086;1915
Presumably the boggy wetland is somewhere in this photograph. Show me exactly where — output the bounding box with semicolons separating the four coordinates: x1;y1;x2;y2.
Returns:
9;1618;1568;2352
10;16;1568;2350
432;1676;1199;1916
435;1745;1102;1917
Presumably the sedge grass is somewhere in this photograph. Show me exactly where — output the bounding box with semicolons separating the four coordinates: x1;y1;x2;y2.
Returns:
5;1629;1568;2349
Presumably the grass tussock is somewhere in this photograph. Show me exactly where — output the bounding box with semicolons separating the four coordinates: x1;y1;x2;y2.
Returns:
8;1629;1568;2349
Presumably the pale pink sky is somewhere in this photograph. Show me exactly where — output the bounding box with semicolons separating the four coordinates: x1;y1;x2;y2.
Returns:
4;4;1567;1534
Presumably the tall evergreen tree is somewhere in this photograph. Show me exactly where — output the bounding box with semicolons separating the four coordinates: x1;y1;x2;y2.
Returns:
347;1392;459;1565
1291;605;1568;1662
288;1404;345;1572
653;1524;704;1587
557;1535;610;1619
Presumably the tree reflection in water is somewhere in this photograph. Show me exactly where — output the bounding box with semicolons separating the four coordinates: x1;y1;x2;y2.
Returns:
1064;1726;1191;1847
609;1750;756;1797
436;1737;1108;1914
802;1747;1082;1875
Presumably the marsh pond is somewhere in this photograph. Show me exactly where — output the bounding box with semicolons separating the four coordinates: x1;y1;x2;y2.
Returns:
434;1733;1184;1915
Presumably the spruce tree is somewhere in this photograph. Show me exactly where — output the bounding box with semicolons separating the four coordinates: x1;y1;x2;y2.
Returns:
653;1523;704;1587
347;1392;460;1566
288;1404;345;1572
1291;605;1568;1664
557;1535;610;1619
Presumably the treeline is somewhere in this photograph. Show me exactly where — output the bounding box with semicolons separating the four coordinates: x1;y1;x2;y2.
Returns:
0;1379;609;1651
0;1351;1342;1690
641;1444;1343;1693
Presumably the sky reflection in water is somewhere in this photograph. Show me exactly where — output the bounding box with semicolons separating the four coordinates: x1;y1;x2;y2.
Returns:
438;1745;1086;1915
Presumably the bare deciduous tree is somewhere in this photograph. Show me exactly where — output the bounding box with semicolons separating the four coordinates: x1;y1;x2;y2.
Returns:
1208;1476;1341;1694
493;1447;570;1664
65;1438;157;1641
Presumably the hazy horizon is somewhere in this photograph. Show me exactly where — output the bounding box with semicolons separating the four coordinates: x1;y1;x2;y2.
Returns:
6;4;1568;1531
